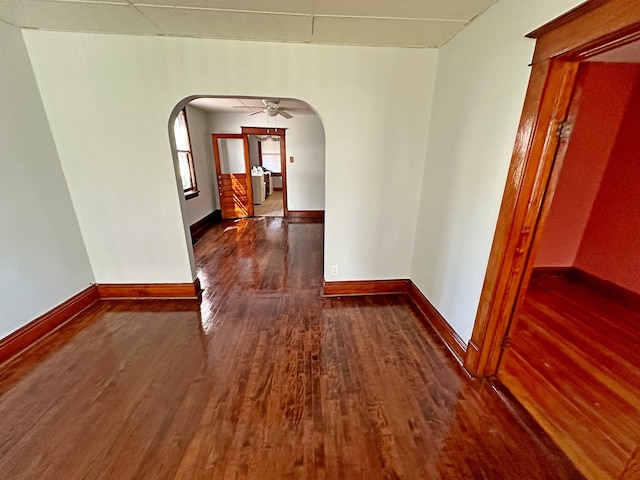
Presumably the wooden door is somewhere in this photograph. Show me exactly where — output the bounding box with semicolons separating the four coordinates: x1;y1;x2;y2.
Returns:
212;134;254;219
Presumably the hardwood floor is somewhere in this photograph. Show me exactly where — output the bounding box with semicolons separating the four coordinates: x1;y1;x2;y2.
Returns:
0;217;582;479
254;191;283;217
499;275;640;480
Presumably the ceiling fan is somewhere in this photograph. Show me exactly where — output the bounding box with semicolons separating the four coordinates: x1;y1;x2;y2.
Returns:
241;99;302;119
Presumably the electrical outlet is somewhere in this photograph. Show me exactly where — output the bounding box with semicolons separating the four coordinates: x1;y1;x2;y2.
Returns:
290;156;294;163
330;264;339;276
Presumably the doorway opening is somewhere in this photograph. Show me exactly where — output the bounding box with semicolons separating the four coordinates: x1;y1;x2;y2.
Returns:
168;96;325;242
465;2;640;479
211;127;288;219
499;60;640;480
244;127;288;218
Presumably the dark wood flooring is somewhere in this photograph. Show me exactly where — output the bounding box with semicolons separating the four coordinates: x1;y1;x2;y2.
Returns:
0;217;583;479
499;275;640;480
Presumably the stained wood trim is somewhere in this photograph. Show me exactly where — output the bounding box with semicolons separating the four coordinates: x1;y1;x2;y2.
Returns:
466;59;579;378
190;210;222;243
569;268;640;312
241;127;286;135
280;135;289;217
97;279;201;300
321;278;469;368
526;0;609;39
0;285;100;365
323;279;409;297
243;134;255;217
467;0;640;379
530;267;572;279
287;210;324;220
407;281;468;367
530;1;640;63
212;133;254;219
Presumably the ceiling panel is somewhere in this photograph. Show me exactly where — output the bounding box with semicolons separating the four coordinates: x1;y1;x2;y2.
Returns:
0;0;497;48
132;0;313;15
312;16;464;48
0;0;161;34
38;0;127;3
313;0;497;22
138;7;311;41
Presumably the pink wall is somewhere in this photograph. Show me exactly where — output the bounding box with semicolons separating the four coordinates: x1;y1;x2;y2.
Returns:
574;73;640;294
534;63;640;267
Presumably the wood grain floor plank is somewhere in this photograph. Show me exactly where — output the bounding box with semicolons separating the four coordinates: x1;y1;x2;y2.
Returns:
0;217;582;479
501;276;640;480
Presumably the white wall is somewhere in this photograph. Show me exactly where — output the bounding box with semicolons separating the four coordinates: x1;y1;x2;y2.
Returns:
208;111;326;211
0;21;94;339
410;0;585;342
23;31;438;283
184;105;218;225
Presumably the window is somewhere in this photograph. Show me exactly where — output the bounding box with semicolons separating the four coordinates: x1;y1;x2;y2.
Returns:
259;137;282;173
174;109;198;198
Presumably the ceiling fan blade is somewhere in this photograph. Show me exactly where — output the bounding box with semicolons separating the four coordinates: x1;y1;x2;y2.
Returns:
278;110;293;119
248;110;263;116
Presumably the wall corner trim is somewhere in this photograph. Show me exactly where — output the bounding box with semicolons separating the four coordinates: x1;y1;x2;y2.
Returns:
322;278;469;373
1;278;202;365
287;210;325;220
190;210;222;243
0;285;100;366
322;279;409;297
407;281;468;367
96;279;202;300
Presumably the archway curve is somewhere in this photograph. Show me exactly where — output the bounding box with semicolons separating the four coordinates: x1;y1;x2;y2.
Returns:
167;94;327;279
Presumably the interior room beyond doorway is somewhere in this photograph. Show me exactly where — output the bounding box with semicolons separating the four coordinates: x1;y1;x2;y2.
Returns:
248;133;284;217
497;60;640;480
176;96;326;231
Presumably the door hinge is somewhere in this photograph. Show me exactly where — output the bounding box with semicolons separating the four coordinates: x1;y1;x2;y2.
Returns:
557;120;574;140
501;336;512;350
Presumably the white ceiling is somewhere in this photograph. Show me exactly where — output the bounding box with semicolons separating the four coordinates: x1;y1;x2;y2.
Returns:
189;97;314;115
0;0;498;48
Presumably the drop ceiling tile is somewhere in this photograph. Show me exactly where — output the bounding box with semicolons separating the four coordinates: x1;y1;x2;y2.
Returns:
133;0;312;15
138;7;312;42
313;0;496;22
312;16;464;48
0;0;161;34
38;0;127;3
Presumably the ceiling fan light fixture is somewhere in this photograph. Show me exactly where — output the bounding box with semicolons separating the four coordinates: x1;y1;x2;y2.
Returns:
265;109;278;117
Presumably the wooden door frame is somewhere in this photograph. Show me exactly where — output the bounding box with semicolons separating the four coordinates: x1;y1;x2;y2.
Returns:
212;133;255;218
464;0;640;378
241;127;288;217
